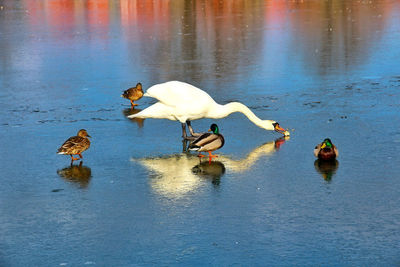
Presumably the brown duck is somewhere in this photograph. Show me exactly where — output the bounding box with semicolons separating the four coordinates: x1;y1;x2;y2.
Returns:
57;129;91;161
121;82;144;109
314;138;338;161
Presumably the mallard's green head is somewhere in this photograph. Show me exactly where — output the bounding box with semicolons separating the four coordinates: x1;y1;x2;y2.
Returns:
321;138;333;148
209;124;219;134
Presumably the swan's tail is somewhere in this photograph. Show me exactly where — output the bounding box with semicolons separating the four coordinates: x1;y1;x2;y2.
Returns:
127;111;143;119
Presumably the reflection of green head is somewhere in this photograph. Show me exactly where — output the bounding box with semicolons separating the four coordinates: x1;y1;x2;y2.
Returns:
210;124;219;134
323;138;333;148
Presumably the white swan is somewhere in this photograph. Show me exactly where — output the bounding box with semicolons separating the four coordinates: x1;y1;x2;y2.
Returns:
127;81;289;139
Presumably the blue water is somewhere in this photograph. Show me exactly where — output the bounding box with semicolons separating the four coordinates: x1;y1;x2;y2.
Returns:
1;0;400;266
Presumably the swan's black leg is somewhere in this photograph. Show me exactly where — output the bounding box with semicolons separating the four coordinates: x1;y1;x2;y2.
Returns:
182;139;189;152
186;121;202;138
181;122;197;140
181;123;188;139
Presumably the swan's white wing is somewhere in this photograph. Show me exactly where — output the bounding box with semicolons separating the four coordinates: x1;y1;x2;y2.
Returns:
145;81;216;108
135;81;220;122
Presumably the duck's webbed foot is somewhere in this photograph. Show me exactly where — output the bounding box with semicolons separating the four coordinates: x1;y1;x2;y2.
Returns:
70;155;80;161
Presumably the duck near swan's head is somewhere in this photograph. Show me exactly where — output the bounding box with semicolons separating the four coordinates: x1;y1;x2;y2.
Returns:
121;82;144;109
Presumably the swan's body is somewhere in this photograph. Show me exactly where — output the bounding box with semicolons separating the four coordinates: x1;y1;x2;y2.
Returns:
127;81;288;139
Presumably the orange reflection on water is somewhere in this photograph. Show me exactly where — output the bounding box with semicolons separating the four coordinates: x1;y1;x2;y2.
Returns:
120;0;170;27
18;0;398;78
285;0;389;73
87;0;109;28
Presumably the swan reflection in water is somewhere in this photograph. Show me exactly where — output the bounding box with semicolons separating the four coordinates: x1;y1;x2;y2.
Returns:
131;137;289;199
57;161;92;188
314;159;339;182
123;108;145;128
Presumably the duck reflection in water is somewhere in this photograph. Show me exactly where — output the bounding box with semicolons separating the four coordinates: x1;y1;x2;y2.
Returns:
57;161;92;188
314;159;339;182
192;161;226;186
123;108;145;128
132;137;289;199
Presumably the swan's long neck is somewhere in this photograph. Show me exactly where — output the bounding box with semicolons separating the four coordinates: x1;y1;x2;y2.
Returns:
210;102;275;130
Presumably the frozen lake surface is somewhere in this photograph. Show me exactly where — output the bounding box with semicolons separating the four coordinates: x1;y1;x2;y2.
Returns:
1;0;400;266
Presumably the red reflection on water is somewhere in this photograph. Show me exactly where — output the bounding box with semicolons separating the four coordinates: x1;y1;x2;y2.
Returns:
87;0;109;28
47;0;75;29
265;1;288;26
120;0;170;27
18;0;398;78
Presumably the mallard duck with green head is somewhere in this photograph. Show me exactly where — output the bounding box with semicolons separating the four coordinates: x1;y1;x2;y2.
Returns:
189;123;224;161
314;138;338;161
121;82;144;109
57;129;91;161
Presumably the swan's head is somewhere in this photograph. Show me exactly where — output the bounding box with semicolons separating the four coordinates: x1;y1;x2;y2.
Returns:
272;122;290;136
259;121;290;136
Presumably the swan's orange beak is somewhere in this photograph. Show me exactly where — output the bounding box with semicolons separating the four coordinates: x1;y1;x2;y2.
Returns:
273;122;287;135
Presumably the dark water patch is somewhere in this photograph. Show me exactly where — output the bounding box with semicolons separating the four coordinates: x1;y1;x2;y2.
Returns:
303;101;322;108
90;118;123;122
51;189;64;193
96;108;115;112
36;117;124;125
38;119;62;124
248;105;271;111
